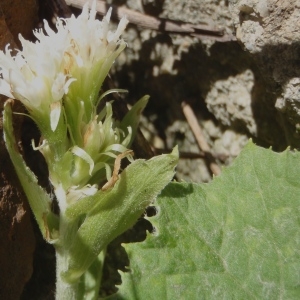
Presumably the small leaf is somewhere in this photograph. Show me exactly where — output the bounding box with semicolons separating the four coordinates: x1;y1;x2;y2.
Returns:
113;142;300;299
72;146;94;176
120;95;149;145
3;100;57;239
63;147;178;283
77;250;105;300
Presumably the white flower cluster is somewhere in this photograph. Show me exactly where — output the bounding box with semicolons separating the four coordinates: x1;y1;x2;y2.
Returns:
0;2;128;132
0;2;131;208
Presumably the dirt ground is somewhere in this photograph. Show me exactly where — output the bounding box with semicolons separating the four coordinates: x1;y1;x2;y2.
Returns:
1;0;300;299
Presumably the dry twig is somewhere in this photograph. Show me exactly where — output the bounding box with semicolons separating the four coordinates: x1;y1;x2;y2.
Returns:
65;0;236;42
181;101;221;176
101;150;134;191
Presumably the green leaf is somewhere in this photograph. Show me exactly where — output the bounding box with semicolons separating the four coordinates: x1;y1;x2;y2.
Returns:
120;95;149;145
2;100;57;240
113;141;300;299
63;147;178;283
78;250;105;300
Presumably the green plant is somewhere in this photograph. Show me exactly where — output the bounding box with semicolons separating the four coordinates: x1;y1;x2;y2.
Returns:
1;3;177;299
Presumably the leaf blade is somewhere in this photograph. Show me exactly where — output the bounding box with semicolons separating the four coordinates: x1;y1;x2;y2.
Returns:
113;142;300;299
63;147;179;282
3;100;56;239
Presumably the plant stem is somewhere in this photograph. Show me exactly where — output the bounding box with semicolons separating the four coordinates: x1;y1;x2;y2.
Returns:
55;250;79;300
55;214;80;300
55;221;106;299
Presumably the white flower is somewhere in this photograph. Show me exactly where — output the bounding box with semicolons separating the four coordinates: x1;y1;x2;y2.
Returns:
0;26;70;130
0;1;128;133
65;3;128;69
62;2;129;130
0;1;132;210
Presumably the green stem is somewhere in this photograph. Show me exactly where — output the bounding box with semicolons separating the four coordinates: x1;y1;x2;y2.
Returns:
81;247;106;299
55;250;79;300
55;214;80;300
55;221;106;300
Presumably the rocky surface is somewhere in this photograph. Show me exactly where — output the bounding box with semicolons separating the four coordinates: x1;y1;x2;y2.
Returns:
230;0;300;145
112;0;298;182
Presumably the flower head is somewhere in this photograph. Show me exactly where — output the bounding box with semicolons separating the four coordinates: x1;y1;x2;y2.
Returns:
0;2;132;208
62;3;129;141
0;1;128;134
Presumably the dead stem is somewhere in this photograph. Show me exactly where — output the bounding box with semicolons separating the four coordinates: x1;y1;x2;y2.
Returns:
181;101;221;176
65;0;236;42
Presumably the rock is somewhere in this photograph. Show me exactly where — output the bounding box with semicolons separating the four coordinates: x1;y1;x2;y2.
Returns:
230;0;300;144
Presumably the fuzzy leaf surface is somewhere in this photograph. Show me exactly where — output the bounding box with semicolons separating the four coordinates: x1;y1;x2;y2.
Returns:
63;147;178;282
112;142;300;299
3;101;56;239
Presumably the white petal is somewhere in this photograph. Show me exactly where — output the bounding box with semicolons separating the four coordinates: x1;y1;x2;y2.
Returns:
89;0;97;21
105;7;112;23
54;183;67;213
64;77;76;93
52;73;66;101
0;67;14;98
107;16;128;43
50;101;61;131
66;184;98;204
52;73;76;101
71;146;94;175
43;19;55;37
22;76;46;108
0;79;14;98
